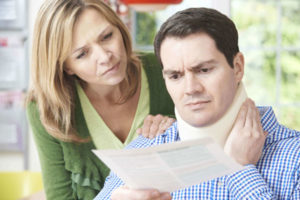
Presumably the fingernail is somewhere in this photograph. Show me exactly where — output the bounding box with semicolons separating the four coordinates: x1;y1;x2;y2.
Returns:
161;193;172;200
150;190;160;197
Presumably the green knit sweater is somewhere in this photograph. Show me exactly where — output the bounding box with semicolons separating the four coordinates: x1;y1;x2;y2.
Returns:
26;53;174;200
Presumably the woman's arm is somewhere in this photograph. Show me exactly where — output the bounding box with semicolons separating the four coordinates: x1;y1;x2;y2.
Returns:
27;102;74;200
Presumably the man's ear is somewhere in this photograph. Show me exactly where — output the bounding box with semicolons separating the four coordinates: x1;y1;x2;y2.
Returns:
233;52;244;83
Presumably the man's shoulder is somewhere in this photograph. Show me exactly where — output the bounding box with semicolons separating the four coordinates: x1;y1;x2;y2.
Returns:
259;106;300;143
259;127;300;174
126;122;179;150
266;132;300;157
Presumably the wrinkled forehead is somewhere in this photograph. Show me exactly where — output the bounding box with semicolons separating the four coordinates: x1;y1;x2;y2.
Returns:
71;8;111;46
160;33;220;70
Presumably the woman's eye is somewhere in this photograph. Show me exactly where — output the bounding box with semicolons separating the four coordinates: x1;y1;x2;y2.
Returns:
76;51;87;59
103;32;113;41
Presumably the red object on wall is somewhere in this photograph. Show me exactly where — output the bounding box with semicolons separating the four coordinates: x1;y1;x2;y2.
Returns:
120;0;182;11
121;0;182;4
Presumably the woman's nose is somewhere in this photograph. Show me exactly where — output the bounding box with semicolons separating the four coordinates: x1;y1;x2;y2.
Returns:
94;44;112;65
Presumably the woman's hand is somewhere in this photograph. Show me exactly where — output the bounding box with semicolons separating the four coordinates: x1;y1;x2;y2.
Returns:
136;115;176;139
111;186;172;200
224;98;268;166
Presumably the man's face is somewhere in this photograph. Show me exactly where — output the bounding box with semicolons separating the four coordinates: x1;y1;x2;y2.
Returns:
161;33;244;127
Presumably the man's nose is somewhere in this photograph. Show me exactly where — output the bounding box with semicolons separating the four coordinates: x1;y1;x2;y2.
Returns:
184;74;204;95
94;44;112;65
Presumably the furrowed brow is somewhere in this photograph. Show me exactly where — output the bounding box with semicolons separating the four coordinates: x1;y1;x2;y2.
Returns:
71;25;112;55
162;70;181;76
189;59;216;70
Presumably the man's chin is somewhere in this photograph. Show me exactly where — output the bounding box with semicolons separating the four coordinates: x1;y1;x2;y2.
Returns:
177;108;215;127
184;117;214;128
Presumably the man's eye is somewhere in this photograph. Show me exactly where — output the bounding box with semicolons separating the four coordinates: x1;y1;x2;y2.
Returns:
169;74;180;80
103;32;113;41
197;67;213;73
76;51;87;59
201;68;209;73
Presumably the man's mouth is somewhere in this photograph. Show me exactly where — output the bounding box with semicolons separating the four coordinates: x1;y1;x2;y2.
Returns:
185;100;210;110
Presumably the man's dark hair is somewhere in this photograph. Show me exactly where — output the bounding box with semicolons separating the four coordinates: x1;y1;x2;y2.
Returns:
154;7;239;68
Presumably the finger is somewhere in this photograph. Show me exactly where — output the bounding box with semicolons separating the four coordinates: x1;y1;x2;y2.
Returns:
255;105;265;136
112;187;160;200
254;103;260;125
136;128;142;134
141;115;154;137
248;99;258;132
157;117;170;133
252;111;259;137
149;115;164;136
248;99;264;138
244;99;253;131
161;192;172;200
166;117;176;126
159;118;176;133
253;106;264;137
134;189;161;200
232;99;248;133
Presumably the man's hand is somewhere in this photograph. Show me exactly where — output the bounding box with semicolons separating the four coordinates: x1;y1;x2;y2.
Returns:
136;114;176;139
224;99;267;166
111;186;172;200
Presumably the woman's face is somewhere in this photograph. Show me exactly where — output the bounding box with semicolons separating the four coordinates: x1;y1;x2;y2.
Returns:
65;8;127;88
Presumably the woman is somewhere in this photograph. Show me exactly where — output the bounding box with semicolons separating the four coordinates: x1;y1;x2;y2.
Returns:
26;0;174;199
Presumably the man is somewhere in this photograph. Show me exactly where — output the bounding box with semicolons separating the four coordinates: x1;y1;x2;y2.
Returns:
95;8;300;199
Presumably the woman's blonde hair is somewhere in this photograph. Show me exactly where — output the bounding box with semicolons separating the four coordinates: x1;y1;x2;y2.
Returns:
27;0;141;142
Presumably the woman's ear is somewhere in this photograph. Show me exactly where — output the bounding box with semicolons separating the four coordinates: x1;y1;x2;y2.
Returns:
233;52;244;83
64;66;75;75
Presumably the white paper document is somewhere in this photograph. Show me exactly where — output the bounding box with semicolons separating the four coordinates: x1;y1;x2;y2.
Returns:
93;137;243;192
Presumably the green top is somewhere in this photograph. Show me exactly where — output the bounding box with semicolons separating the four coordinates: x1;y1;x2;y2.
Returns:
26;53;174;200
77;67;149;149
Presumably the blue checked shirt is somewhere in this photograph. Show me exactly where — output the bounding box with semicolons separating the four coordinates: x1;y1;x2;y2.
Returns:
95;107;300;199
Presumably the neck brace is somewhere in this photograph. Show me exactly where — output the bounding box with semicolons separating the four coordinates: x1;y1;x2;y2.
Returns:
176;82;248;148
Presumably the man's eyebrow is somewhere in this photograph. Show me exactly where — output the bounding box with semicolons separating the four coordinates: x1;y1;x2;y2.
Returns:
190;59;217;69
162;59;217;75
71;25;112;55
162;69;181;76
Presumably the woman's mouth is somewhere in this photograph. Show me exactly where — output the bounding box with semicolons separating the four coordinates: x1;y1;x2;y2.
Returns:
100;62;120;76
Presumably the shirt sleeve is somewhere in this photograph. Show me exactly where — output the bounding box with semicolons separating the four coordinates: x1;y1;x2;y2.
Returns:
94;171;125;200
